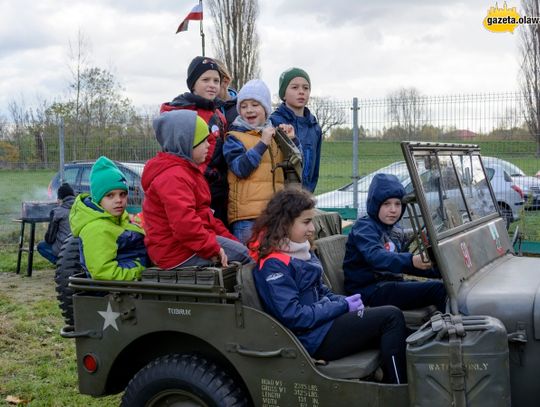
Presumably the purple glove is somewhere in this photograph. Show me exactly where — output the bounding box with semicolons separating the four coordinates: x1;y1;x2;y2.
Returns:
345;294;364;313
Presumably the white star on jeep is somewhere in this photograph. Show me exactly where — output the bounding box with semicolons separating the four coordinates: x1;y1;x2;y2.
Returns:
98;302;121;331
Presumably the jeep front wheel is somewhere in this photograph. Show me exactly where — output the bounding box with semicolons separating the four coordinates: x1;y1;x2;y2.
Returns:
121;354;248;407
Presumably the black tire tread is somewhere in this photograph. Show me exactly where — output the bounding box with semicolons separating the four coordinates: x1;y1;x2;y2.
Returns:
54;235;81;325
121;354;248;407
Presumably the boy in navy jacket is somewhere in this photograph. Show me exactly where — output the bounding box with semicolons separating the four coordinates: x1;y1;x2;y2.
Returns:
270;67;322;192
343;173;446;312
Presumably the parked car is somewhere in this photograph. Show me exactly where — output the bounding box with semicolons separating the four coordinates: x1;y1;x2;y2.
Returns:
316;158;525;225
48;160;145;213
484;157;540;209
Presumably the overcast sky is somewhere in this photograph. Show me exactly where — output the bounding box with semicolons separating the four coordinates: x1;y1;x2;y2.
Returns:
0;0;522;117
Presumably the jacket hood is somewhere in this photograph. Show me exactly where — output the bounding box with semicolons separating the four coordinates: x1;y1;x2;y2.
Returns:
60;195;75;209
70;194;126;237
366;173;406;222
153;110;198;160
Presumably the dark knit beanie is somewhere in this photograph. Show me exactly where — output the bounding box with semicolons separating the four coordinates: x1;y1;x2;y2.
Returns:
278;67;311;100
186;56;221;92
57;183;75;200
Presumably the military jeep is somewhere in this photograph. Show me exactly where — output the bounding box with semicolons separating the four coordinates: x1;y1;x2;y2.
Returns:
60;142;540;406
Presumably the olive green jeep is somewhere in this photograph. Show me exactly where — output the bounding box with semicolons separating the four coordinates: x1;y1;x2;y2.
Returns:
59;142;540;406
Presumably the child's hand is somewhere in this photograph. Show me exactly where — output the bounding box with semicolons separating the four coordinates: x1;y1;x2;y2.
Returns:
261;127;275;145
278;124;295;139
412;254;432;270
218;247;229;267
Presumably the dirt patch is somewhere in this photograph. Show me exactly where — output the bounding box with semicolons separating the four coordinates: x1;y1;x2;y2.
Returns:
0;269;56;303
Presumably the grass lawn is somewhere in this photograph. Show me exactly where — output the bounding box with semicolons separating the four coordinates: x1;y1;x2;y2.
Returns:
0;170;55;246
0;263;121;406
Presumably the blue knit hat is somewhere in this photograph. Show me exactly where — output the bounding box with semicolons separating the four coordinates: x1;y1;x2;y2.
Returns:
236;79;272;118
90;156;128;205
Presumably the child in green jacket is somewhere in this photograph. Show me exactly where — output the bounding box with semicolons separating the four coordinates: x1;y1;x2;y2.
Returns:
69;156;149;280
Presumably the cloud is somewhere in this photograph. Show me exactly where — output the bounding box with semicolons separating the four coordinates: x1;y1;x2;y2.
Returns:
0;0;522;117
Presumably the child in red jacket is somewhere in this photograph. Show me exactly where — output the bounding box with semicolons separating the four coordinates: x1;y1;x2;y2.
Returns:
142;110;252;269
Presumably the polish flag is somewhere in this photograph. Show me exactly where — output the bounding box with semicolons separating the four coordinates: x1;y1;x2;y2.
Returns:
176;3;203;33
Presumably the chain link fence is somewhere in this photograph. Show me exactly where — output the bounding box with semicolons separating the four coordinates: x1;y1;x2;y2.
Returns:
1;91;539;248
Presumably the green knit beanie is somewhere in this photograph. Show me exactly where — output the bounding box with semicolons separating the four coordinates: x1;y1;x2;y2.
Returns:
278;67;311;100
193;116;210;147
90;156;128;205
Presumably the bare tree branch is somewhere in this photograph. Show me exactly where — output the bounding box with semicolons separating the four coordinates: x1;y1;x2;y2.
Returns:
520;0;540;156
308;97;346;138
386;87;425;140
208;0;260;89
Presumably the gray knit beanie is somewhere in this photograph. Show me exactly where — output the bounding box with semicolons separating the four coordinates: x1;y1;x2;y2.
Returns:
236;79;272;117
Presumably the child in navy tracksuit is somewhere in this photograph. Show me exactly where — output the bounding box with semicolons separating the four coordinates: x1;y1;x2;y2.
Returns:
251;188;407;384
343;173;447;312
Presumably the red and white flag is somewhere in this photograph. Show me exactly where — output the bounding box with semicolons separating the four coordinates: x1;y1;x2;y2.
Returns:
176;3;203;33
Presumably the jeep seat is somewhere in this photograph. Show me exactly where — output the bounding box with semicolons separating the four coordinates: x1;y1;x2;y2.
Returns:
315;234;437;328
237;262;381;380
237;263;264;310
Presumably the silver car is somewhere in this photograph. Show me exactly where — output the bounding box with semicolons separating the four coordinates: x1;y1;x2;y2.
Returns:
484;157;540;209
316;159;525;225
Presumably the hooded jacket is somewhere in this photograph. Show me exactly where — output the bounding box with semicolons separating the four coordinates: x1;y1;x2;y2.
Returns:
142;110;236;269
270;103;322;192
160;92;229;224
44;195;75;255
254;252;348;355
69;194;148;280
343;173;439;297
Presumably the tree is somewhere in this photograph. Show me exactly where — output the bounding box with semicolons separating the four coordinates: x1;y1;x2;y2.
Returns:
67;30;91;160
519;0;540;156
307;97;347;138
207;0;260;89
386;87;425;140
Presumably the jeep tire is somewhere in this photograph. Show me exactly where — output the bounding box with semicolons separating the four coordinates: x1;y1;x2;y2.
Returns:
54;235;81;326
121;354;248;407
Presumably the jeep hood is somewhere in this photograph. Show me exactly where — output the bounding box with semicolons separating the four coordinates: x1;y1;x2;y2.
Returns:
458;255;540;339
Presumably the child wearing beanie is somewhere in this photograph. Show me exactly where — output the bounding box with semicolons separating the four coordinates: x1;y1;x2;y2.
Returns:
69;156;148;280
37;183;76;264
142;110;252;269
223;79;297;243
160;56;230;227
270;67;322;193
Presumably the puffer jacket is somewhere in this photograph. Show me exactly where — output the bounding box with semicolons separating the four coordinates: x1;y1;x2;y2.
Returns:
253;252;348;354
69;194;148;280
270;103;322;192
142;152;236;269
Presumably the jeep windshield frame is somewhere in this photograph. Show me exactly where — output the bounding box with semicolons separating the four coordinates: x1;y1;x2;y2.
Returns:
401;142;512;313
401;142;501;240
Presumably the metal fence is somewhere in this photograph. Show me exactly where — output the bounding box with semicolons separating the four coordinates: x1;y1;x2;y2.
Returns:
1;91;539;248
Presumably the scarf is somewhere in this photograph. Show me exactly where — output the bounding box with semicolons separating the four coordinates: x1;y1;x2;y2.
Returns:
231;116;273;133
278;239;311;261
